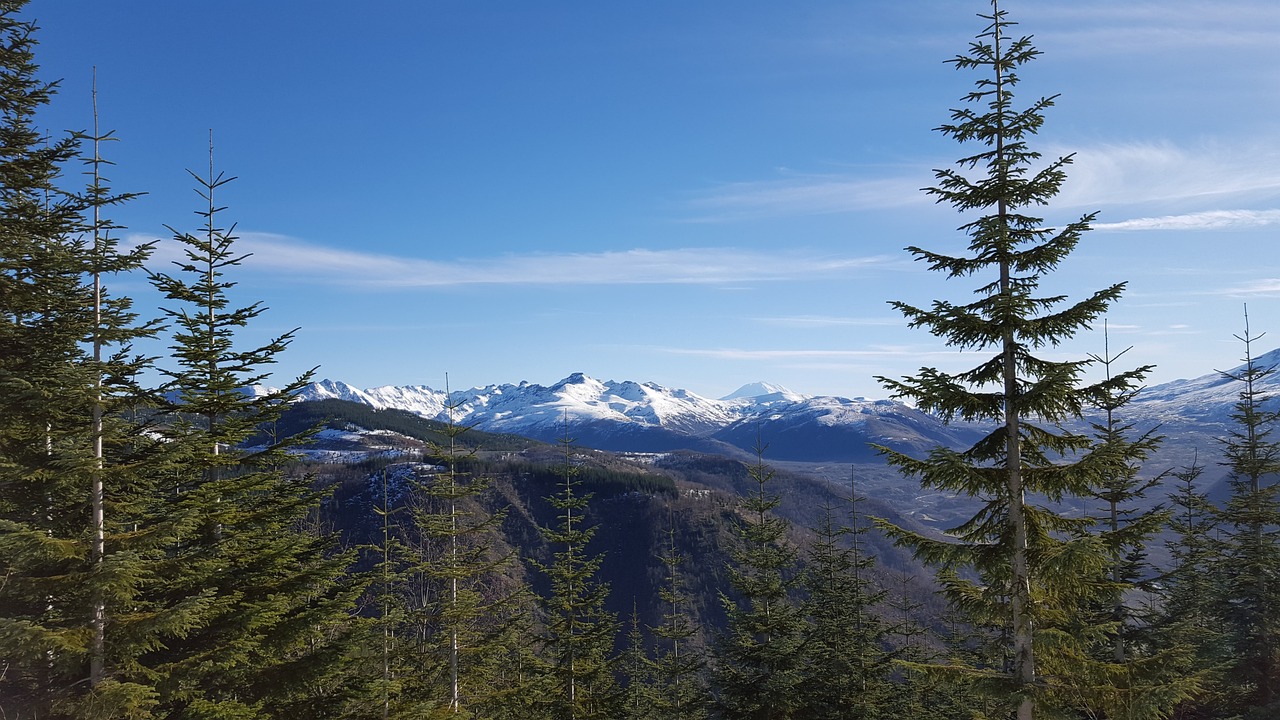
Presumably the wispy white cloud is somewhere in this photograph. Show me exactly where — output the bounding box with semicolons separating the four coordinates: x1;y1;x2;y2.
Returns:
136;232;892;288
1219;278;1280;297
1057;140;1280;209
684;137;1280;223
684;171;926;222
1095;209;1280;232
1024;2;1280;56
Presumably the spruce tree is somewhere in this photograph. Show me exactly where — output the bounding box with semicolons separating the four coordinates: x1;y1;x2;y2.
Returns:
1084;325;1167;664
145;148;360;718
619;603;655;720
352;466;415;719
408;382;522;717
1212;310;1280;717
472;599;542;720
0;6;98;712
0;4;160;714
881;570;941;718
1154;457;1225;717
796;472;890;719
531;423;620;720
1053;327;1201;719
711;443;805;720
872;3;1143;717
647;513;709;720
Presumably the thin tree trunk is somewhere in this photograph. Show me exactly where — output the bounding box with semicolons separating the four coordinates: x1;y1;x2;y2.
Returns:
448;377;460;713
992;9;1035;717
89;72;106;687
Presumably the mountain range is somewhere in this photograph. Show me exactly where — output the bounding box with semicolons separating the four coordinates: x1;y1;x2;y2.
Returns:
292;346;1280;471
295;374;981;462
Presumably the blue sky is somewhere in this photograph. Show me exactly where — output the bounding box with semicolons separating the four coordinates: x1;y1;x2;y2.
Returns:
32;1;1280;399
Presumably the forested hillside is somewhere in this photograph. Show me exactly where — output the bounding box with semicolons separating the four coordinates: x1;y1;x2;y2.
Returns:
2;1;1278;719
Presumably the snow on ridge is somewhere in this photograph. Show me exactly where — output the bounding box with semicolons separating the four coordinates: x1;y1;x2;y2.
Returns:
285;345;1280;451
295;372;751;433
721;381;808;403
1128;346;1280;424
361;384;448;417
296;379;375;405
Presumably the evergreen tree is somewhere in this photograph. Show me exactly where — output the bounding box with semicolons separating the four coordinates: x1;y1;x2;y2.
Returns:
144;148;361;718
796;471;890;719
619;602;655;720
0;4;161;714
711;442;805;720
647;513;709;720
350;466;415;719
78;71;152;699
880;570;944;719
1084;325;1167;664
1212;310;1280;717
472;598;543;720
531;422;620;720
408;381;522;717
931;600;1008;720
1052;326;1201;719
872;3;1145;717
1152;457;1226;718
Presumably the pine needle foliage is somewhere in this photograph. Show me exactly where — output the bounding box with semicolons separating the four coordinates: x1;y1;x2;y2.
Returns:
619;603;655;720
872;3;1150;717
408;380;523;716
144;150;361;718
1151;457;1228;717
1212;310;1280;717
0;3;161;714
1084;326;1168;664
647;512;710;720
1053;326;1202;720
711;441;805;720
796;471;891;719
531;421;620;720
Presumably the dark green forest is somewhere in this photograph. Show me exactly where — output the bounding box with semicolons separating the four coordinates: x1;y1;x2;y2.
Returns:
2;0;1278;718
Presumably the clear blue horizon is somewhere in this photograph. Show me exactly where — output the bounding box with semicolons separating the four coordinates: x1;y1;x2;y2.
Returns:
32;1;1280;400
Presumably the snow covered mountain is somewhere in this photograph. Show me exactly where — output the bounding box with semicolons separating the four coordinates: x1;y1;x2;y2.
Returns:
293;348;1279;464
1126;346;1280;426
295;374;983;461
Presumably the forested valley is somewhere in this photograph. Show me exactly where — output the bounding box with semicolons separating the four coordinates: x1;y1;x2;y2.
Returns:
2;0;1278;718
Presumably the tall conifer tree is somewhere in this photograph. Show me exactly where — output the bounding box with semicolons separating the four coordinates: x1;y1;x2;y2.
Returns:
1212;310;1280;716
711;443;805;720
145;147;360;718
1153;457;1225;717
872;3;1142;717
1054;327;1201;719
797;473;890;719
408;381;523;716
1084;326;1167;664
647;513;708;720
0;4;160;714
531;423;620;719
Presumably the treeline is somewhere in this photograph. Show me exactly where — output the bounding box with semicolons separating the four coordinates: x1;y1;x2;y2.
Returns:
3;1;1280;719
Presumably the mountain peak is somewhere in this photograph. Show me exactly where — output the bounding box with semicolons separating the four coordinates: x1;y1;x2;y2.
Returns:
721;381;805;402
